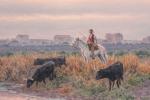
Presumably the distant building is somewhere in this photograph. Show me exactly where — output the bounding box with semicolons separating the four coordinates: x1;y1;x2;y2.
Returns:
9;39;20;46
10;34;52;46
12;34;30;46
97;38;104;44
105;33;123;44
30;39;52;46
142;36;150;43
122;40;142;44
0;39;9;46
16;34;29;42
54;35;73;44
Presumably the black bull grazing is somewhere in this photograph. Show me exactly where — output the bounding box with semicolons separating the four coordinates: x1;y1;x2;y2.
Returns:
27;61;55;88
96;61;123;90
34;56;66;67
27;56;67;88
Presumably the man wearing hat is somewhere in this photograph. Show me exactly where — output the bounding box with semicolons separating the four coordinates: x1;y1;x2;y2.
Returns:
87;29;97;59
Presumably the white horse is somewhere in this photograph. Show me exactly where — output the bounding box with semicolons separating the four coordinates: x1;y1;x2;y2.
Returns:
72;38;108;64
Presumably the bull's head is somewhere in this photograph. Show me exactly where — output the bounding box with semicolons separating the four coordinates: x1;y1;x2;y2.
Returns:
96;69;108;80
26;79;34;88
59;56;67;66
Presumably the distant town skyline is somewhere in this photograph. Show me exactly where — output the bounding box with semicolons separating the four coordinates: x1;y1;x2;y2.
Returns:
0;32;149;41
0;0;150;40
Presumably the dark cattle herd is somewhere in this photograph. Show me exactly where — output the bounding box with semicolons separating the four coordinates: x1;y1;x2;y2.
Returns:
27;56;124;91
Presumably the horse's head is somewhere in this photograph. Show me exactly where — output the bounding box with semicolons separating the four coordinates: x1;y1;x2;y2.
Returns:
72;38;80;48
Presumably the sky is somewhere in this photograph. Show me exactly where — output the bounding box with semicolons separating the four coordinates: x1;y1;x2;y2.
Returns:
0;0;150;40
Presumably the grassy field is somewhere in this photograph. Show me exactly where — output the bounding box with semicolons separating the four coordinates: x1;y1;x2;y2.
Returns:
0;52;150;99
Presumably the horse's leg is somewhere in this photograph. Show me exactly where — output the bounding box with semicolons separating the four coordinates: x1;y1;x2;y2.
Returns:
83;55;87;62
80;50;85;61
102;53;108;64
98;53;105;64
104;53;108;63
82;52;87;63
85;55;90;63
84;51;91;63
103;54;107;64
101;54;105;63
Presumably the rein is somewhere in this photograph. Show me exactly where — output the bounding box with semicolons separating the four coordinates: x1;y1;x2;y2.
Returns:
78;40;89;49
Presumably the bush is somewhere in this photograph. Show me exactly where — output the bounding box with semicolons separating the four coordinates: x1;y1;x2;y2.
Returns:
135;51;150;58
128;74;150;86
46;75;70;89
78;84;106;96
95;87;135;100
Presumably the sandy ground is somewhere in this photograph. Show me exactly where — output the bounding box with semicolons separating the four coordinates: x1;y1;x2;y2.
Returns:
0;91;66;100
0;80;150;100
0;82;65;100
133;79;150;99
0;91;47;100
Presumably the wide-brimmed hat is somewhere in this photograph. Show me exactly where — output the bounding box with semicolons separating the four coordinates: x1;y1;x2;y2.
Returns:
89;29;94;32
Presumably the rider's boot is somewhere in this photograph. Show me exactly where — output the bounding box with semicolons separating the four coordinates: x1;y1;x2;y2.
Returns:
91;46;95;59
91;53;95;59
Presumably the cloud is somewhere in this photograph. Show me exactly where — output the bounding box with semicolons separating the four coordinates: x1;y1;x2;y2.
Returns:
0;13;148;22
0;0;150;15
0;0;150;40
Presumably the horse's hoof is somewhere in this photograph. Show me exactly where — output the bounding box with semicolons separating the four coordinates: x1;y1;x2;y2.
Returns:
92;57;95;59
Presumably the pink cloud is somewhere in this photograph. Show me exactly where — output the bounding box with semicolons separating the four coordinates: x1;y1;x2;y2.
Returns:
0;0;149;40
2;0;150;5
0;13;148;22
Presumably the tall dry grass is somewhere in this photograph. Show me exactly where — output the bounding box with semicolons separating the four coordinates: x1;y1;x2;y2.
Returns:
0;52;149;86
0;52;60;81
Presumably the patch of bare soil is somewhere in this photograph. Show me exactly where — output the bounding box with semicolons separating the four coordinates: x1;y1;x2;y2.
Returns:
0;82;91;100
0;82;64;100
0;91;47;100
132;79;150;100
1;80;150;100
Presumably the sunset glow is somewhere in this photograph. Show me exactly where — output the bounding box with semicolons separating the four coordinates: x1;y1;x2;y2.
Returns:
0;0;150;40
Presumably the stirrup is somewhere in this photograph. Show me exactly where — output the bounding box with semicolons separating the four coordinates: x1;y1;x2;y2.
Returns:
90;55;95;59
92;56;95;59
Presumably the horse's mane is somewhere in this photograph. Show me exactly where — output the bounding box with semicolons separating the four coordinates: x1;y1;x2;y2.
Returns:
76;38;89;49
78;39;86;44
78;39;87;46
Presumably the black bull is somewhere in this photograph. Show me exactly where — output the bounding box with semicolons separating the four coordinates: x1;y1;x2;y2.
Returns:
34;56;66;67
96;61;123;90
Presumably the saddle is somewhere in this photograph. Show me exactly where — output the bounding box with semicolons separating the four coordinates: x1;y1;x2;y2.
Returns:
88;44;99;51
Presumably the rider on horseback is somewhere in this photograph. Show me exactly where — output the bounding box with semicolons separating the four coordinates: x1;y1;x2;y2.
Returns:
87;29;97;59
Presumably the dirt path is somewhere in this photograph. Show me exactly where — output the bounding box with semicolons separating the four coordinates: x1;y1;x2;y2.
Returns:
0;91;48;100
1;80;150;100
132;79;150;99
0;82;85;100
0;82;65;100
